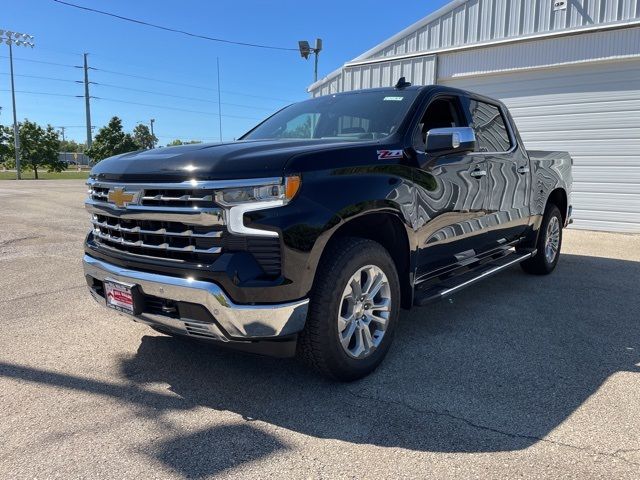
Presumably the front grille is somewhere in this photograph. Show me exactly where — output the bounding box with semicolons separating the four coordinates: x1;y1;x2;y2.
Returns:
141;189;217;208
92;213;223;261
90;186;109;201
87;181;282;276
89;186;218;209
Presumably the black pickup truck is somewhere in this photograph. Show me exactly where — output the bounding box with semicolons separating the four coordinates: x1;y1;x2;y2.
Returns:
83;80;572;380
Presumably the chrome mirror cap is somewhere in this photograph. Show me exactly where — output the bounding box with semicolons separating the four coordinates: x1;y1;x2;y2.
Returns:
425;127;476;154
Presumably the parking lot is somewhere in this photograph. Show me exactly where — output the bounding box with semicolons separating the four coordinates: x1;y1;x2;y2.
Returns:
1;179;639;479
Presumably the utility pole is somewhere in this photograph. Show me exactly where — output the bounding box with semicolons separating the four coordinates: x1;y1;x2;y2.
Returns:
216;57;222;142
149;118;155;148
1;29;35;180
82;53;92;148
59;126;67;165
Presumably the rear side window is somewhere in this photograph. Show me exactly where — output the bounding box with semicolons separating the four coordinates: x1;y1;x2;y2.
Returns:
468;100;512;153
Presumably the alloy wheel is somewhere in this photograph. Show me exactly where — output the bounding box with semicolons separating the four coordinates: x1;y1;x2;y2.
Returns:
337;265;391;359
545;215;560;263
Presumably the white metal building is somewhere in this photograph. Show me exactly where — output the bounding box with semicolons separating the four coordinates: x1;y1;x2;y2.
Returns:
308;0;640;233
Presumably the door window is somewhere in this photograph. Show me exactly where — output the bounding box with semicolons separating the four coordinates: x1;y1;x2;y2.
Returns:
468;100;512;153
416;97;465;147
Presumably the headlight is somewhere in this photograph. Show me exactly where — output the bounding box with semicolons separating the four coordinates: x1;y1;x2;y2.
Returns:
217;175;302;238
216;175;301;206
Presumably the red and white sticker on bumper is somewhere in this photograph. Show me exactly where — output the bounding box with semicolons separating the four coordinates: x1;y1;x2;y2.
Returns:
377;149;404;160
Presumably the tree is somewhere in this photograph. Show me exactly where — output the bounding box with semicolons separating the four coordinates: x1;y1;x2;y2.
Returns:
4;120;63;179
133;123;157;150
85;117;138;162
59;139;83;153
288;117;313;138
0;124;11;164
167;139;202;147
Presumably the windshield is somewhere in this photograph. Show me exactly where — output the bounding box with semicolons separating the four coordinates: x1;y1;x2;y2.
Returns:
243;90;420;141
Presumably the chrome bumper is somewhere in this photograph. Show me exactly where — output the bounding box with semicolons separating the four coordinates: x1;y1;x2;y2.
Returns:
83;255;308;341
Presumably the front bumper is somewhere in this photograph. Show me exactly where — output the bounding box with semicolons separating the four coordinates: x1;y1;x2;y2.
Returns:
83;254;309;343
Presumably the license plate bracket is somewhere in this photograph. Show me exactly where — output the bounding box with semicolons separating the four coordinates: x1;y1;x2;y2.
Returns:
104;279;140;315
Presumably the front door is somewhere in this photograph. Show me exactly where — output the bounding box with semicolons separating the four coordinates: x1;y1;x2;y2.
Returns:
412;95;492;280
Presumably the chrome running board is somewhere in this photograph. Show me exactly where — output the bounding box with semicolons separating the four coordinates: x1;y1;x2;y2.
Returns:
413;250;535;306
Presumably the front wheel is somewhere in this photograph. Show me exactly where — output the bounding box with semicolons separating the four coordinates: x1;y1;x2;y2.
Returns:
298;237;401;381
521;204;563;275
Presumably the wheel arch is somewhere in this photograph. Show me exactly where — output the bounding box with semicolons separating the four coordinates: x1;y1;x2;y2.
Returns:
317;211;414;310
547;188;568;225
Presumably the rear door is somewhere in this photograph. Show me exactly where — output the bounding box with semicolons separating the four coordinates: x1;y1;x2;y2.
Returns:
412;94;493;279
465;96;531;245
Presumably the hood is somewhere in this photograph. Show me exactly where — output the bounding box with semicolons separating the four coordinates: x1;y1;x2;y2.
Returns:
90;139;373;183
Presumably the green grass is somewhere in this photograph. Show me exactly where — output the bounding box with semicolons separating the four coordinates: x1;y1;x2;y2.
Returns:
0;170;90;180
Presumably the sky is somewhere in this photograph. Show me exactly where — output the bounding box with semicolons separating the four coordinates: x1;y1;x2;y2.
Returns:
2;0;450;144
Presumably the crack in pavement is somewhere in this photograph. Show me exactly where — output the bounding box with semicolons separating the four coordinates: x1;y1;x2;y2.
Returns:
346;388;640;467
0;285;87;305
0;235;43;248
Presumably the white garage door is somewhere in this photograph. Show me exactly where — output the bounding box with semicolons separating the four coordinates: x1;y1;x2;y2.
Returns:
442;59;640;233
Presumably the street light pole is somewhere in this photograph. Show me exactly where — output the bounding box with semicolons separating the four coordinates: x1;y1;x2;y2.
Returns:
8;41;20;179
1;29;35;180
298;38;323;83
59;126;67;165
149;118;155;148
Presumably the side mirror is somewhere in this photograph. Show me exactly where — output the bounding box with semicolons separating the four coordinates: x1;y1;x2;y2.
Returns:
425;127;476;154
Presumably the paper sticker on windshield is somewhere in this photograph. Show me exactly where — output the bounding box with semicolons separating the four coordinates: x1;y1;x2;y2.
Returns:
377;149;403;160
383;96;404;101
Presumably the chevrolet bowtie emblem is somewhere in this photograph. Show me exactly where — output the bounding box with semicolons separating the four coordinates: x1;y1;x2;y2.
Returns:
107;187;137;208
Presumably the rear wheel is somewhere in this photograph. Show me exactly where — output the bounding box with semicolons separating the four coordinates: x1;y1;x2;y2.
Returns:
298;237;401;381
521;204;563;275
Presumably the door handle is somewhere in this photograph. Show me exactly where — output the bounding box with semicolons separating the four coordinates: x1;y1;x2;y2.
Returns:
470;169;487;178
517;166;530;174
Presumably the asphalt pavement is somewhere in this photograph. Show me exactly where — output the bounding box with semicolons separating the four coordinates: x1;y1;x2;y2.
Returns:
1;180;639;479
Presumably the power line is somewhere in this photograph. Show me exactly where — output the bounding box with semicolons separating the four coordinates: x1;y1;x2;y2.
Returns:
94;82;277;111
0;88;78;98
0;66;296;104
92;67;297;102
0;89;261;121
95;97;261;120
0;72;77;83
0;54;76;69
52;0;298;52
221;89;297;103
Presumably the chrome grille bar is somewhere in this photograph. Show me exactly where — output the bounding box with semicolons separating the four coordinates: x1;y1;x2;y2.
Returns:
91;217;223;238
92;229;222;254
85;201;224;226
141;194;214;203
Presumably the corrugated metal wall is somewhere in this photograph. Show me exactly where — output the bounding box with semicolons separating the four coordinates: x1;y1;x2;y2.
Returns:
439;25;640;78
309;0;640;97
442;59;640;233
364;0;640;60
312;56;436;97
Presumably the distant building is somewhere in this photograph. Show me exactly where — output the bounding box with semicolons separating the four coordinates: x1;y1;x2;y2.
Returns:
309;0;640;233
59;152;91;166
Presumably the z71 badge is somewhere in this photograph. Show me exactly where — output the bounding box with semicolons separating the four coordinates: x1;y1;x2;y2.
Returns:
377;149;403;160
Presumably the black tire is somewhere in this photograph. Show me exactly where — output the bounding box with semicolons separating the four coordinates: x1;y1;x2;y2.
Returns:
297;237;401;381
521;204;563;275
